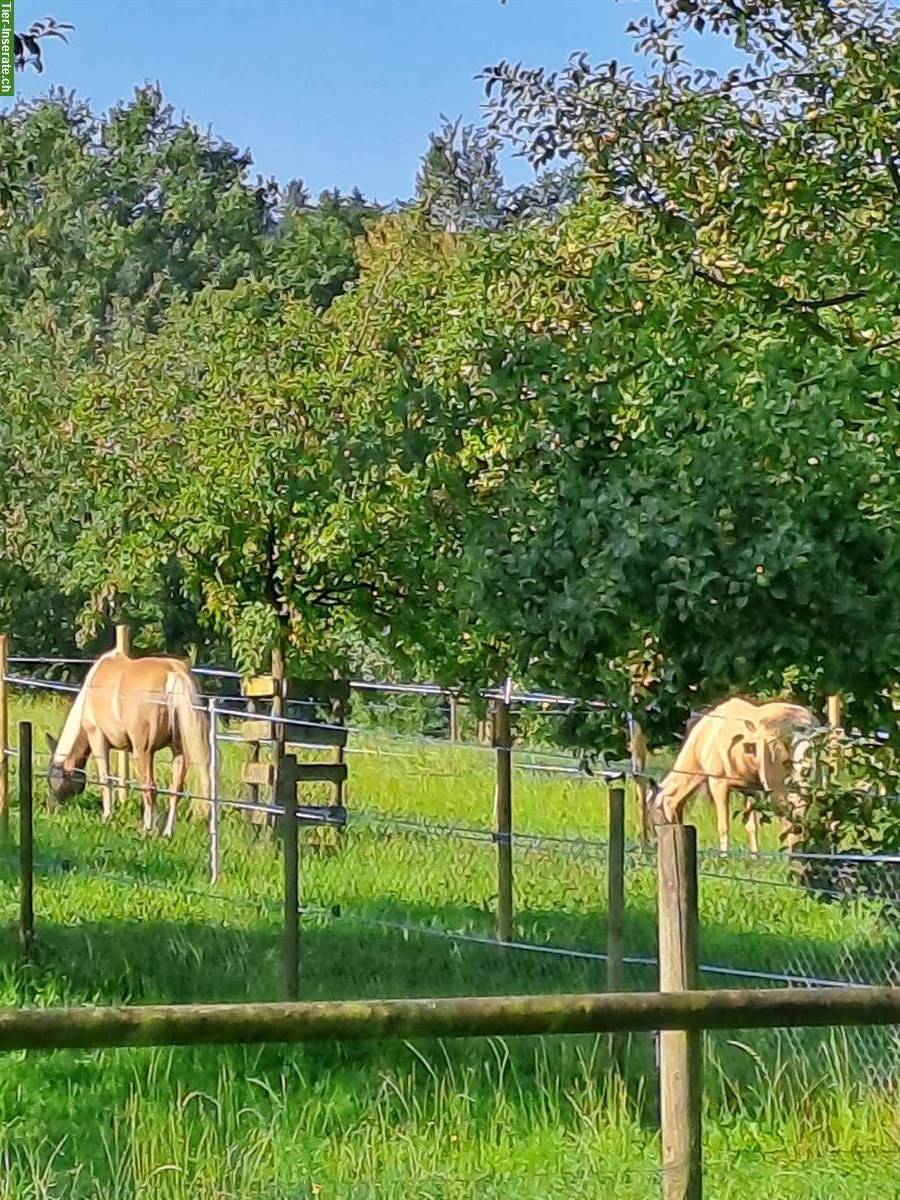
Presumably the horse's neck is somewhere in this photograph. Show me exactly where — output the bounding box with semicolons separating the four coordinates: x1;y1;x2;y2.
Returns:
55;652;116;766
55;697;91;766
66;727;91;768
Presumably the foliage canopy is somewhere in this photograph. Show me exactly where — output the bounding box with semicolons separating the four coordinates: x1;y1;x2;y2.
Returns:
5;1;900;753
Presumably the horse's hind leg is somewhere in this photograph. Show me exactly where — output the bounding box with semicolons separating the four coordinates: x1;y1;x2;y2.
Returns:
165;751;185;838
136;750;156;834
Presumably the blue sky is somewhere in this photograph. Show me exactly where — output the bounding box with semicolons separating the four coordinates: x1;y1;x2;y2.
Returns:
11;0;737;205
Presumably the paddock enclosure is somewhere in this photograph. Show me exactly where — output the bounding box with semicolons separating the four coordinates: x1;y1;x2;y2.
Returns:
2;636;900;1197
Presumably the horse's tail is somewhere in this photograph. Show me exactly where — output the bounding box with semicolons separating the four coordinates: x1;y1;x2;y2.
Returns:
167;670;211;821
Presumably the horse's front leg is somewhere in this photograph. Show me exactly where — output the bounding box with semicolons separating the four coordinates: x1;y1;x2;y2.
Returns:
136;750;156;834
742;796;761;857
89;737;113;821
709;778;732;856
166;751;186;838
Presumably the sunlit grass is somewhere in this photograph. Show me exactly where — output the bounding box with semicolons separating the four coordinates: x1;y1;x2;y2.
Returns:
0;691;897;1198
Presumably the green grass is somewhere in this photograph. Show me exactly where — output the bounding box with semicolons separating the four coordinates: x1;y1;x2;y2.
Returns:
1;690;899;1198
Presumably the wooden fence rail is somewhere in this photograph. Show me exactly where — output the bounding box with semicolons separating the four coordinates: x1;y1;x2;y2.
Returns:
0;986;898;1053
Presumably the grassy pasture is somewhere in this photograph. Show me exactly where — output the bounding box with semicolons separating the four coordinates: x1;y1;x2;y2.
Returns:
0;689;898;1198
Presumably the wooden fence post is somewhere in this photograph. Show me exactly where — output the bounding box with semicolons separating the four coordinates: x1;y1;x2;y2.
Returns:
629;714;650;846
657;824;702;1200
114;624;131;810
331;667;346;806
494;680;513;943
279;753;300;1001
244;692;260;828
0;634;8;845
207;698;219;884
448;691;459;745
19;720;34;960
271;645;286;755
607;783;626;1069
270;645;286;833
826;693;843;776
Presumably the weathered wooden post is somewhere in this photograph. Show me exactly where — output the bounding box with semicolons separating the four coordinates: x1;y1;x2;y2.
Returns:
240;646;286;834
448;690;459;745
243;689;261;830
331;668;346;820
629;713;650;846
657;824;702;1200
0;633;8;845
826;692;843;777
607;783;626;1070
240;673;349;847
279;753;300;1000
270;646;287;836
114;624;131;810
19;720;34;960
207;698;219;884
494;678;514;943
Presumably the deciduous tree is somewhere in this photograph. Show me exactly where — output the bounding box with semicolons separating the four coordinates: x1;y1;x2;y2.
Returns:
473;0;900;736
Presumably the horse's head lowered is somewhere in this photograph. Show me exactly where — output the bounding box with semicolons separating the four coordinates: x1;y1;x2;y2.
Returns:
643;780;667;831
45;733;88;804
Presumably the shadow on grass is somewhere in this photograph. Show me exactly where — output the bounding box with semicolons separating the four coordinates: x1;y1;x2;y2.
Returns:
0;891;893;1128
1;797;897;1120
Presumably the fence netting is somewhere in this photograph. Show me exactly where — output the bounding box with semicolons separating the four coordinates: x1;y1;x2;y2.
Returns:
3;667;900;1087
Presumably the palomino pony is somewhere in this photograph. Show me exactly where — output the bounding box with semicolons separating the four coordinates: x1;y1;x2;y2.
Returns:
646;697;818;856
46;649;210;836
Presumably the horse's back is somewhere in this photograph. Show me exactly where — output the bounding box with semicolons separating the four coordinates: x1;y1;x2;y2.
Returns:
84;652;195;750
757;701;817;732
675;697;758;767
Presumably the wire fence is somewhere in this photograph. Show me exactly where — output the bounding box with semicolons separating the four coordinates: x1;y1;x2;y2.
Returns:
3;660;900;1085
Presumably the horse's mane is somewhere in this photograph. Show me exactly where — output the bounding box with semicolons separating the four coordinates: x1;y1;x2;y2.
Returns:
53;649;118;763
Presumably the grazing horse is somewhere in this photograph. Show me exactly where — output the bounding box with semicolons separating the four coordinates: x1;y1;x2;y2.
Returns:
46;649;210;836
646;697;818;855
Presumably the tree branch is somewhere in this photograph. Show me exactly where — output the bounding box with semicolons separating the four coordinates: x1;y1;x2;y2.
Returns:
693;262;864;323
798;290;866;311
